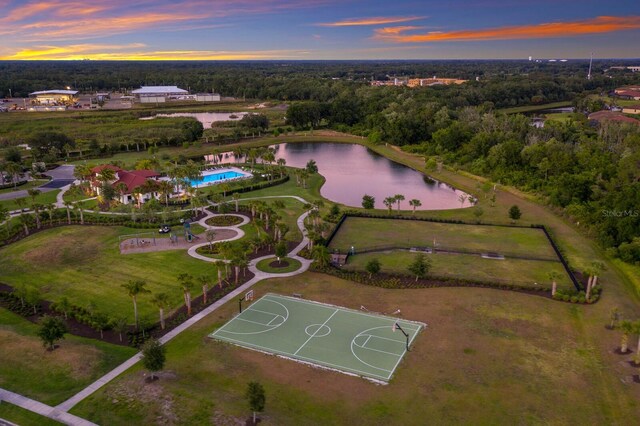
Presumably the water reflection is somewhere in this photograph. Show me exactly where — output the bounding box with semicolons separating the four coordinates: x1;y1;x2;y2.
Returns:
268;143;470;210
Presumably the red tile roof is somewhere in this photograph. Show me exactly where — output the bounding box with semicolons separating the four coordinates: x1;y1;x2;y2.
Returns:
616;90;640;98
90;164;121;174
588;111;640;125
112;170;157;194
129;169;160;178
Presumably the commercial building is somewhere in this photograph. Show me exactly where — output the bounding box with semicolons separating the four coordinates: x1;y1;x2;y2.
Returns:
131;86;189;103
622;105;640;115
28;89;78;105
588;111;640;126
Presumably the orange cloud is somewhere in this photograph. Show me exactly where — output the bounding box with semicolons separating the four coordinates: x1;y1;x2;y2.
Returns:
1;45;310;60
316;16;423;27
1;2;57;22
374;15;640;42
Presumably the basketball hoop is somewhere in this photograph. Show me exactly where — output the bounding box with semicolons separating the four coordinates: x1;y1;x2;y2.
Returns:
245;290;254;301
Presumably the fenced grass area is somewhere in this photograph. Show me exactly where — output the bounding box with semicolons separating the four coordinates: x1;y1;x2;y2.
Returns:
328;217;574;289
209;293;424;382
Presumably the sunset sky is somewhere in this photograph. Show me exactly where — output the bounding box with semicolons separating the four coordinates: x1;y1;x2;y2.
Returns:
1;0;639;60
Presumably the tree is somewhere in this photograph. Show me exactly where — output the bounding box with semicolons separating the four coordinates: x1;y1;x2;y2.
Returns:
383;196;395;215
361;194;375;210
37;315;67;350
112;316;128;343
275;240;287;264
177;273;194;316
232;192;241;212
365;258;381;278
633;321;640;366
609;307;620;329
206;228;217;250
394;194;405;212
409;199;421;215
548;271;561;297
141;338;166;381
121;280;150;329
152;293;171;330
214;260;226;288
246;381;266;425
508;205;521;222
311;245;330;268
618;320;634;354
305;159;318;174
458;193;467;208
408;253;431;281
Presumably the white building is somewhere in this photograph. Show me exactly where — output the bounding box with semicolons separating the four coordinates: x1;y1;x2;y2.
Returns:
195;93;221;102
29;89;78;104
131;86;189;103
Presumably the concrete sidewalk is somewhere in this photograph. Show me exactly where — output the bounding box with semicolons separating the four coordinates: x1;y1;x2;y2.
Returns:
0;388;96;426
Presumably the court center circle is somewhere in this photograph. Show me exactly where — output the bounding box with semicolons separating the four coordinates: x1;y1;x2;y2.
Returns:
305;324;331;337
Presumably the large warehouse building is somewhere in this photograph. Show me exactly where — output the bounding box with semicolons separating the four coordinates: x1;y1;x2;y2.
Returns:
131;86;189;103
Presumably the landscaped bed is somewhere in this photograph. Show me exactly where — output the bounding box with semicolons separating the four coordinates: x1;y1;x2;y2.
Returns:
256;256;302;273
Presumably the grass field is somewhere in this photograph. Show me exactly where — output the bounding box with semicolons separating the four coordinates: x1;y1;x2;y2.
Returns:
0;226;225;323
345;250;572;289
0;402;63;426
497;101;573;114
0;189;59;211
210;294;424;382
69;272;640;425
0;308;135;405
329;217;557;260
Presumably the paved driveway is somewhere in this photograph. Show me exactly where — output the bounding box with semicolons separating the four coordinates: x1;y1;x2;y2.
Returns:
0;165;76;201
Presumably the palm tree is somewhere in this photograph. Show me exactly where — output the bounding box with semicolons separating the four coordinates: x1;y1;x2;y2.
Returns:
0;206;9;237
633;321;640;366
177;273;194;316
409;199;422;215
232;193;241;212
63;201;73;224
157;180;173;205
27;188;41;205
214;261;226;289
5;162;22;188
458;194;467;208
45;203;55;226
590;261;605;289
276;158;286;177
394;194;405;212
74;202;84;224
311;245;330;268
383;196;395;215
97;167;116;184
198;275;210;305
121;280;150;329
152;293;171;330
548;271;561;297
618;320;635;354
31;203;42;229
219;183;231;198
114;182;129;204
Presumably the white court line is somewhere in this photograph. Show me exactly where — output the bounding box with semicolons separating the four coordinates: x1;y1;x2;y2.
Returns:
363;335;372;347
386;325;423;381
246;307;282;317
213;333;391;380
212;299;290;337
233;317;276;327
355;341;404;357
266;315;283;326
293;309;339;356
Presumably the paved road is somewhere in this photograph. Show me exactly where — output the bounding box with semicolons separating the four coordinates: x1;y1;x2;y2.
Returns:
0;165;76;202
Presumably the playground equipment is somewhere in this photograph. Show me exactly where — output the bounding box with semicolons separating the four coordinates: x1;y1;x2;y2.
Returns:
183;219;199;243
119;232;157;249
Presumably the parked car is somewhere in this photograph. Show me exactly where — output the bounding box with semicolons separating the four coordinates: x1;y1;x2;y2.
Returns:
159;225;171;234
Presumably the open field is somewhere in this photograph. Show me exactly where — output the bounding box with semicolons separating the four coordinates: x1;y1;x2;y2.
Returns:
0;226;224;323
497;101;573;114
0;308;135;405
0;188;59;211
345;250;572;289
70;272;640;425
329;217;557;260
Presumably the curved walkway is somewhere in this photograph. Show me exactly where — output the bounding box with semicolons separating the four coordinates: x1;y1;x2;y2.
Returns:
50;195;315;421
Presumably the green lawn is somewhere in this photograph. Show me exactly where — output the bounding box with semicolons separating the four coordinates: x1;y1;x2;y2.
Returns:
329;217;557;260
255;257;302;273
345;250;572;289
0;402;63;426
0;189;60;211
237;196;308;242
0;180;48;195
0;308;136;406
497;101;573;114
0;226;224;323
69;272;640;425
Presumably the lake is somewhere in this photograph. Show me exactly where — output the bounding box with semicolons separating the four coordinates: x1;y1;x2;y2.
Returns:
269;143;470;210
140;112;248;128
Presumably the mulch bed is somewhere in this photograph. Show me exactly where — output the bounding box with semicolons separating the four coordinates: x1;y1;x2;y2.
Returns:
268;260;290;268
614;348;633;355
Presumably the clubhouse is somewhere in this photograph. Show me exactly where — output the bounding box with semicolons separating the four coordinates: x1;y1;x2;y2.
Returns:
90;165;161;205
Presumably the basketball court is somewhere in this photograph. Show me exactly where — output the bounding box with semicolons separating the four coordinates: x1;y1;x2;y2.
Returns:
209;293;425;382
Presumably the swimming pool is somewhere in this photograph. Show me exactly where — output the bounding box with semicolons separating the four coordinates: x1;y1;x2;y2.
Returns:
189;168;250;187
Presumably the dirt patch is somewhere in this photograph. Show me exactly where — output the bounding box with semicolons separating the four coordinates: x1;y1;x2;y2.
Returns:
23;233;101;266
268;260;290;268
0;329;100;380
107;371;178;425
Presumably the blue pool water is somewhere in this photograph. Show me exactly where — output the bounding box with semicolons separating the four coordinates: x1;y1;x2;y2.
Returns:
189;170;245;187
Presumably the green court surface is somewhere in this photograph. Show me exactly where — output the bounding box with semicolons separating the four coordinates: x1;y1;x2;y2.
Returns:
209;294;425;382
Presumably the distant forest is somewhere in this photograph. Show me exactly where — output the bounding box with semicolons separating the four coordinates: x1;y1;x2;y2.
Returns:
1;59;639;106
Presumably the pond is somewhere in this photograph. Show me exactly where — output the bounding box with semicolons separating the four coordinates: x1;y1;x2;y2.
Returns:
140;112;248;128
270;143;471;210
